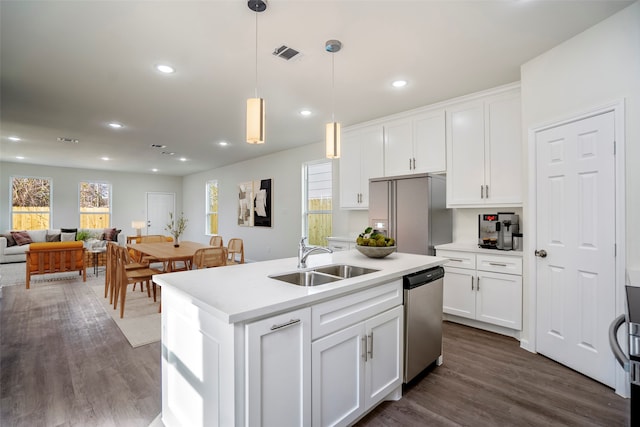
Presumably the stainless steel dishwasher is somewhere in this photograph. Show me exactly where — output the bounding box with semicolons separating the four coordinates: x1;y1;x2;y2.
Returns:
403;265;445;383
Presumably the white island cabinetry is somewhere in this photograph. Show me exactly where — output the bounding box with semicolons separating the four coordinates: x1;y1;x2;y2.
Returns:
158;251;446;427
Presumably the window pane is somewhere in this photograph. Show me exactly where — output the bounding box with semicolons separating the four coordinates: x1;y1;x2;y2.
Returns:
308;213;332;246
80;182;111;228
11;177;51;229
206;181;219;235
304;161;332;246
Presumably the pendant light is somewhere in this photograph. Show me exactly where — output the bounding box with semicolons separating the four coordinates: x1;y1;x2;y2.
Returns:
246;0;267;144
325;39;342;159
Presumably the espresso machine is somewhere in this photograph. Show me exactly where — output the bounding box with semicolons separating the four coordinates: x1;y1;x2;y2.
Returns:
478;212;520;250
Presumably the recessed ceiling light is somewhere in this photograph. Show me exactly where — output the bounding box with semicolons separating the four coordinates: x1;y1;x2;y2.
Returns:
300;109;312;116
101;157;110;161
162;151;176;156
151;168;159;172
8;136;21;141
179;157;187;162
219;141;228;146
108;122;123;129
156;64;175;74
16;156;25;160
392;80;408;88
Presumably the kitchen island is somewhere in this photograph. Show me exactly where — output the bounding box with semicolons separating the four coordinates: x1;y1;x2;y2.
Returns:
154;250;447;427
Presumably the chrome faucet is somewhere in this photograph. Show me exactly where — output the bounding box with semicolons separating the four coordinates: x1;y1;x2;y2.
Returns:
298;237;333;268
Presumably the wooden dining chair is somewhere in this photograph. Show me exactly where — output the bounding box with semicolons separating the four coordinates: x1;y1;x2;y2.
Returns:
113;246;162;318
209;235;223;248
227;238;244;264
192;247;227;269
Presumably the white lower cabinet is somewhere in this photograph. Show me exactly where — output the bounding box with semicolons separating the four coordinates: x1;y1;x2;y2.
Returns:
438;249;522;330
312;306;403;427
246;307;311;427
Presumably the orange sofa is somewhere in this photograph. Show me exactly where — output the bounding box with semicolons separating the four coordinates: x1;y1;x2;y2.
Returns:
25;241;86;289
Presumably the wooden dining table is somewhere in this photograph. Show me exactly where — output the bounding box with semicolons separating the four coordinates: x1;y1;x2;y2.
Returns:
127;241;209;272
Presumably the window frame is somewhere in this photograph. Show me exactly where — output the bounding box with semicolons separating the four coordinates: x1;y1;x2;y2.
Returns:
206;180;219;236
10;175;53;230
78;181;112;229
302;160;333;247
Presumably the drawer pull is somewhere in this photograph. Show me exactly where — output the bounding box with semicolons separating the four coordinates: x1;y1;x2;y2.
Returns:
489;262;507;267
270;319;300;331
449;258;464;262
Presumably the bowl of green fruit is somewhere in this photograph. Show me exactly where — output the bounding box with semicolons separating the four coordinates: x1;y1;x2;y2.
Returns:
355;227;396;258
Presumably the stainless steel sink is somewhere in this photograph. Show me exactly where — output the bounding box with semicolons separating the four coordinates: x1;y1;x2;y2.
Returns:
269;264;379;287
313;264;379;279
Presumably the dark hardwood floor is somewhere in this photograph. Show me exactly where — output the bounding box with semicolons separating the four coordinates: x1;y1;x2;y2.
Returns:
0;279;630;427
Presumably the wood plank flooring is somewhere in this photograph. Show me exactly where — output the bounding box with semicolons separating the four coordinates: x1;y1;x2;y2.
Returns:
1;279;630;426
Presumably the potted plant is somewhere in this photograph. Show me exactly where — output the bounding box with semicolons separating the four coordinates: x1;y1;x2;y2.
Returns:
166;212;188;247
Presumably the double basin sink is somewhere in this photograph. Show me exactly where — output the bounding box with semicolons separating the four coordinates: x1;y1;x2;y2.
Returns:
269;264;379;287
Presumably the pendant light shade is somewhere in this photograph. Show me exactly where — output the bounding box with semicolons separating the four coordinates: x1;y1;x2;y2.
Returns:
325;39;342;159
247;0;267;144
326;122;341;158
246;97;265;144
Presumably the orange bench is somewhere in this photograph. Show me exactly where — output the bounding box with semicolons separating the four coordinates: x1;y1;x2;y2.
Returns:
25;241;86;289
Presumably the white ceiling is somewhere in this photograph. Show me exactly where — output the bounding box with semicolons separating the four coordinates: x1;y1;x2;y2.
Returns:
0;0;633;176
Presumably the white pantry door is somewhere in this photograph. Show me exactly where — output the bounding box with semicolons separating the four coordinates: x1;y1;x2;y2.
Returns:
535;111;616;387
146;192;175;236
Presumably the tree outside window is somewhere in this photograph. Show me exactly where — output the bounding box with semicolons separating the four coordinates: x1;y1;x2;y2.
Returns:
11;176;51;230
79;182;111;228
303;161;332;246
206;180;219;235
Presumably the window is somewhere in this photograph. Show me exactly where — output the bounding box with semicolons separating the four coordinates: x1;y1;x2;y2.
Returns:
11;176;52;230
303;161;332;246
79;182;111;228
206;180;219;235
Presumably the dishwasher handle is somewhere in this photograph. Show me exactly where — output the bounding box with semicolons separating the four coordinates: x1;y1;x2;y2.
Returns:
403;266;445;289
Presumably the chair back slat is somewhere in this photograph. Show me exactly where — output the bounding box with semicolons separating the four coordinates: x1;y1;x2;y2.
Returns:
193;247;227;269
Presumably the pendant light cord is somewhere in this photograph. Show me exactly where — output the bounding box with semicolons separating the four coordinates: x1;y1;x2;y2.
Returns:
331;52;335;122
254;8;259;98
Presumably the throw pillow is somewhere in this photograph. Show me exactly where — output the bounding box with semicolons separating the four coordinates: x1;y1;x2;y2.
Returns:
61;228;77;240
61;232;76;242
46;233;61;242
11;231;32;246
102;228;121;242
2;233;17;247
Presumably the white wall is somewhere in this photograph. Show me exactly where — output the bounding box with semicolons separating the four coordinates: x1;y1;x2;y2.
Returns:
520;2;640;341
0;162;183;235
180;141;369;262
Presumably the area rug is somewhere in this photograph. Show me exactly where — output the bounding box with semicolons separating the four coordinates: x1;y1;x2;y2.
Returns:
88;281;161;348
0;262;161;348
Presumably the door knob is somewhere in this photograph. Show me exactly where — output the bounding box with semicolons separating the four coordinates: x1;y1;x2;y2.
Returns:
535;249;547;258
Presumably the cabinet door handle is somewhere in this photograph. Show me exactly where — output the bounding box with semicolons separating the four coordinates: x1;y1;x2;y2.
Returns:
412;158;416;170
270;318;300;331
489;262;507;267
367;333;374;359
471;276;474;291
477;277;480;291
362;335;368;361
480;185;484;199
485;185;489;198
409;158;412;170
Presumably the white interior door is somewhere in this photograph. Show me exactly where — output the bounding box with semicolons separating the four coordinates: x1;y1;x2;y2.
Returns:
146;192;175;236
535;111;616;387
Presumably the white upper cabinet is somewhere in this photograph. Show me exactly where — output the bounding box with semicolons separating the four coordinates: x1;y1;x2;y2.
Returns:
339;125;384;209
446;87;522;207
383;109;446;177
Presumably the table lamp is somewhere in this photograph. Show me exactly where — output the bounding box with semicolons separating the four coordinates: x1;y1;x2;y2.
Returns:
131;221;146;236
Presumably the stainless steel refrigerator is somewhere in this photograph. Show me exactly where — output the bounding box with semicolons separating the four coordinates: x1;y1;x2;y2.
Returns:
369;174;452;255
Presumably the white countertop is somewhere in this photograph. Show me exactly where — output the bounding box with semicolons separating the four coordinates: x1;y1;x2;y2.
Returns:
435;242;524;257
153;250;447;324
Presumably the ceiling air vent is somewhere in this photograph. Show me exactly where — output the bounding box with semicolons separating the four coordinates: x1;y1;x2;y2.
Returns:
273;45;300;61
57;137;79;144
